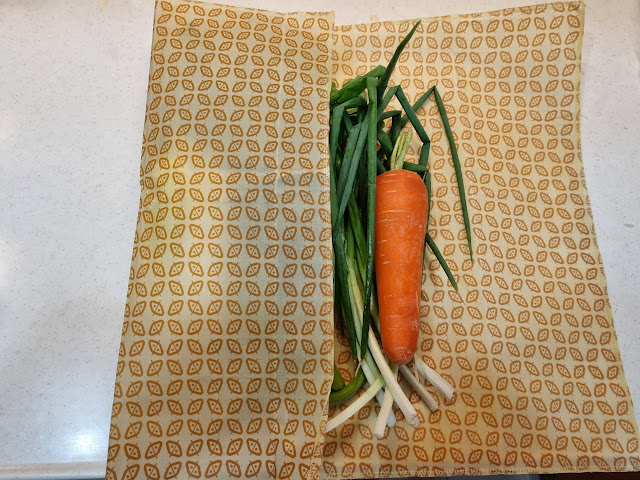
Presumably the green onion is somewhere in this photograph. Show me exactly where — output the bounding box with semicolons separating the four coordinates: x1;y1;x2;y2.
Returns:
395;87;430;145
348;194;367;258
414;357;455;401
402;162;427;173
377;85;400;121
379;109;402;121
377;130;394;157
373;364;398;439
390;130;412;171
390;113;401;146
400;86;434;129
331;65;385;106
377;157;388;175
399;364;437;411
335;122;366;227
425;231;458;291
327;24;467;432
418;139;430;168
433;87;473;262
327;371;382;425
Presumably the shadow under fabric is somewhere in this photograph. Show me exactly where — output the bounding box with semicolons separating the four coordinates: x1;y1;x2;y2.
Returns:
106;1;640;479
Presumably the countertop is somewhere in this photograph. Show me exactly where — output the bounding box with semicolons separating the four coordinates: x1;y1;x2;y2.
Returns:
0;0;638;478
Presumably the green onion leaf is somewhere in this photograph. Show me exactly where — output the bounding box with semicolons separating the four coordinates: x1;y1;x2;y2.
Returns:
425;232;458;291
377;21;421;99
360;77;378;360
433;87;472;262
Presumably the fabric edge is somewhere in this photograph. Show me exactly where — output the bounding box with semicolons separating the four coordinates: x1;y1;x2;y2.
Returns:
571;0;640;460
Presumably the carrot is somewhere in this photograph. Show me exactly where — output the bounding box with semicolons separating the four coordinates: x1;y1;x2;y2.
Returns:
374;168;429;365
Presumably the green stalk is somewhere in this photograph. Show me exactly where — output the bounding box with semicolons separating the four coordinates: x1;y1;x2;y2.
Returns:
402;162;427;173
376;85;400;122
334;227;359;357
355;246;366;285
333;269;345;337
425;168;432;227
332;364;346;391
400;86;435;129
418;140;430;168
390;113;401;146
336;118;368;224
380;109;402;121
331;65;385;106
389;132;403;170
330;107;344;172
377;157;388;175
356;105;366;124
377;21;421;99
398;130;412;166
370;280;381;333
334;122;364;228
342;110;353;133
331;148;359;359
329;146;340;230
347;217;367;292
330;97;364;166
395;87;430;145
425;231;458;291
433;86;473;262
360;77;378;359
358;129;368;215
346;217;355;256
329;368;366;406
346;220;366;310
391;130;412;171
377;130;394;157
348;194;367;258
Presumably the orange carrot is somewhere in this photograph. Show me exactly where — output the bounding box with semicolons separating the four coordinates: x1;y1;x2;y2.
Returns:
375;169;429;365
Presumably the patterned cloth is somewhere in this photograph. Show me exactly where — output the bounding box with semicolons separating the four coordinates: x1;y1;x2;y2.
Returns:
106;1;640;479
106;2;335;480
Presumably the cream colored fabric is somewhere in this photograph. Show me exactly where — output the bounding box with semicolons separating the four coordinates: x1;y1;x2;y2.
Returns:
326;1;640;477
105;2;335;480
107;1;640;479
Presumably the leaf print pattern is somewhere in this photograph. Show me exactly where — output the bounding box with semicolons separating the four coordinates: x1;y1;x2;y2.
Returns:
325;1;640;477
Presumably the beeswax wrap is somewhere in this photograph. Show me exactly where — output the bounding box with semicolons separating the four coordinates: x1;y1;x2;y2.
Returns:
106;2;335;480
107;1;640;479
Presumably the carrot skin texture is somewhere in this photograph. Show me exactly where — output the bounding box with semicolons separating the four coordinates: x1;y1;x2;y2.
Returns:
375;170;429;365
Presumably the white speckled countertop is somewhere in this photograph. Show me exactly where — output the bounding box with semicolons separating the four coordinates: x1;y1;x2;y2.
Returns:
0;0;638;479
